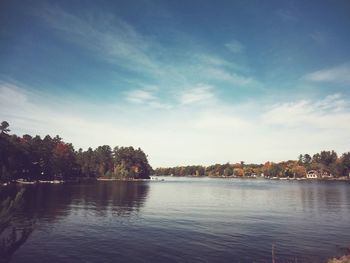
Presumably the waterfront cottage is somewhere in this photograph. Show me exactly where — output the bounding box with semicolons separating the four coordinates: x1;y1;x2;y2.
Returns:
306;170;318;179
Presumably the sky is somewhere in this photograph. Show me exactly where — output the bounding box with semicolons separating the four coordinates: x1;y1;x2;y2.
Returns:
1;0;350;167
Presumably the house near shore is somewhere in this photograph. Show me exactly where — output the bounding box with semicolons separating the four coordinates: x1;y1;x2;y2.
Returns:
306;170;334;179
306;170;318;179
320;171;333;179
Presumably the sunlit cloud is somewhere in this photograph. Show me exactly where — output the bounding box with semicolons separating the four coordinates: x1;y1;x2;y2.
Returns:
2;82;349;167
179;84;216;105
125;87;173;109
126;89;157;104
262;94;350;130
303;64;350;84
2;1;350;167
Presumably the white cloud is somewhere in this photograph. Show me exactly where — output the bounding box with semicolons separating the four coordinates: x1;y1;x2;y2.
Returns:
262;94;350;130
38;6;160;73
2;82;350;167
303;64;350;84
225;40;244;54
125;87;172;109
126;89;157;104
34;6;260;91
192;112;252;131
179;84;215;105
0;83;28;105
203;67;259;87
195;54;229;66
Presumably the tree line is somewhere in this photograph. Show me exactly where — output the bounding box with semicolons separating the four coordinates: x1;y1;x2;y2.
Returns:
154;151;350;178
0;121;152;182
1;120;350;181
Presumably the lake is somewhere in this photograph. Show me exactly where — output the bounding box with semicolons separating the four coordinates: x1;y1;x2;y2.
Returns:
2;177;350;262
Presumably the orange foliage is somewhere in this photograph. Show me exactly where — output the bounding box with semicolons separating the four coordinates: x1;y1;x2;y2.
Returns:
233;168;244;177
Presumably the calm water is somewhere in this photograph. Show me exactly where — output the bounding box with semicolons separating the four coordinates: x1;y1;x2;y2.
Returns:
2;177;350;263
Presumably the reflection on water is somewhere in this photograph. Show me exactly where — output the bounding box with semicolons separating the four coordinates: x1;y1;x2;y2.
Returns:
0;181;149;262
1;179;350;263
20;181;150;221
84;181;150;217
0;187;35;263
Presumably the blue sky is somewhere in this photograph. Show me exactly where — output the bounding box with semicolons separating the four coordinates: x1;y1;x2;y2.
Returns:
1;0;350;167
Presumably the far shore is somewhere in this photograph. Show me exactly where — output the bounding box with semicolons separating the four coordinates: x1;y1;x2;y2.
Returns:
2;175;349;187
96;177;153;182
155;175;350;181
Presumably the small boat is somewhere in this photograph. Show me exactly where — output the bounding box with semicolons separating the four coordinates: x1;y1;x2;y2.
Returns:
39;180;64;184
16;179;36;184
52;180;64;184
39;180;51;184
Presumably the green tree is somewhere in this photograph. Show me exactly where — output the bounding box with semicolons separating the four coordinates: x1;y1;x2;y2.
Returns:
51;142;78;179
339;152;350;177
95;145;113;176
224;167;233;176
113;147;151;179
319;150;337;166
0;121;10;134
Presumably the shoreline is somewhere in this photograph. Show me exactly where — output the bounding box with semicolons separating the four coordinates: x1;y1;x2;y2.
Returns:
155;175;350;181
1;175;349;187
96;178;151;182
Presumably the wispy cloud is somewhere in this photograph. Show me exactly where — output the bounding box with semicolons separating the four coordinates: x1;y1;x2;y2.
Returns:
262;94;350;129
276;9;298;22
125;87;172;109
175;53;259;88
2;82;350;166
303;64;350;84
192;112;252;131
179;84;215;105
34;5;260;92
195;54;229;66
0;83;28;105
38;6;160;74
126;89;157;104
202;67;259;87
225;40;245;54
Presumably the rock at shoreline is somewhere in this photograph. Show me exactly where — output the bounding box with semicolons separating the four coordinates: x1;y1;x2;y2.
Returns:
328;255;350;263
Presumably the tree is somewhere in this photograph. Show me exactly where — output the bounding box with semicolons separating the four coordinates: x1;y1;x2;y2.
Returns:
233;168;244;177
298;154;303;165
0;121;10;134
113;147;151;179
319;151;337;166
339;152;350;177
224;167;233;177
95;145;113;176
76;147;97;177
262;162;282;177
303;154;312;165
51;142;78;179
291;165;306;178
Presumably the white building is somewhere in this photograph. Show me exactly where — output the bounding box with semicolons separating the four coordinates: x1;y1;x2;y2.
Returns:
306;170;318;179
